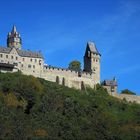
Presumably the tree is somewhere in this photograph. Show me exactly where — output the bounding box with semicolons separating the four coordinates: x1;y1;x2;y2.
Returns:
68;60;81;71
121;89;136;95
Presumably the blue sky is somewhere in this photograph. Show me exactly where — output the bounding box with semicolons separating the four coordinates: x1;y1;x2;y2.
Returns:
0;0;140;95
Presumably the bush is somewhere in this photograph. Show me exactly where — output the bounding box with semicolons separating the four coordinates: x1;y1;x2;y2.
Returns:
121;89;136;95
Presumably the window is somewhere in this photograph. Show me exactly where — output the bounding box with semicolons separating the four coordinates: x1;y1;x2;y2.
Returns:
11;56;13;59
0;54;3;58
16;57;18;60
6;55;8;58
13;63;18;66
28;64;31;68
39;60;41;65
30;59;32;62
21;64;23;67
23;58;25;61
35;59;37;63
111;86;115;92
96;59;98;62
33;65;35;69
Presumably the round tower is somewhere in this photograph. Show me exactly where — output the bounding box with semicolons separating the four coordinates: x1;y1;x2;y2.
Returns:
7;25;22;49
84;41;101;83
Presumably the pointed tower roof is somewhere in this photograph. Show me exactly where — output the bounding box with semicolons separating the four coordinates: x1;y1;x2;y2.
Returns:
86;41;101;56
11;25;18;34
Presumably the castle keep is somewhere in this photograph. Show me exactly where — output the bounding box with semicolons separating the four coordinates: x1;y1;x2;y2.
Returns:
0;26;101;90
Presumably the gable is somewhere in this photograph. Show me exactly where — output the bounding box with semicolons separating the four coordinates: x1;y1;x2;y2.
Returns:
9;47;19;55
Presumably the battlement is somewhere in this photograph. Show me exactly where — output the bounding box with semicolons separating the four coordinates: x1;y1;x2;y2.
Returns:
43;65;94;79
45;65;78;73
113;94;140;104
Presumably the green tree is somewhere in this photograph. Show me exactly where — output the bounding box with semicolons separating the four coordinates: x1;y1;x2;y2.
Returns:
68;60;81;71
121;89;136;95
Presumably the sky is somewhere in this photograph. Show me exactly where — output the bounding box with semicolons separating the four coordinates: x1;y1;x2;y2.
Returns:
0;0;140;95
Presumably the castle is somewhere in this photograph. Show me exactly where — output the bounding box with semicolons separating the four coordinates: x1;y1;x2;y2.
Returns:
0;26;101;90
0;26;140;104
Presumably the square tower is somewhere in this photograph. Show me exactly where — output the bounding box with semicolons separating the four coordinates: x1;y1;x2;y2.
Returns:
84;42;101;83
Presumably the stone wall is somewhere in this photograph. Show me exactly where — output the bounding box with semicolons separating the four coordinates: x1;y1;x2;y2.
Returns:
41;66;98;90
113;94;140;104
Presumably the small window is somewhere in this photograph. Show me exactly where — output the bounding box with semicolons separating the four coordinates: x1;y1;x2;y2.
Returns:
21;64;23;67
30;59;32;62
16;57;18;60
0;54;3;58
111;86;115;92
39;60;41;65
96;59;98;62
23;58;25;61
35;59;37;63
11;56;13;59
28;64;31;68
6;55;8;58
33;65;35;69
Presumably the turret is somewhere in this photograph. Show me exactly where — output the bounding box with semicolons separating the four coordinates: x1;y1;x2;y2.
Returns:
84;41;101;83
7;25;22;49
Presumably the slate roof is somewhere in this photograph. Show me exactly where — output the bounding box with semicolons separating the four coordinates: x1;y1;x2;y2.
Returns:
12;25;17;34
87;41;101;56
0;46;11;53
102;80;117;86
0;46;43;58
17;49;43;58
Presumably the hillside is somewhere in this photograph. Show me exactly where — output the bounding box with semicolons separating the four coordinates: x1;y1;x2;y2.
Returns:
0;72;140;140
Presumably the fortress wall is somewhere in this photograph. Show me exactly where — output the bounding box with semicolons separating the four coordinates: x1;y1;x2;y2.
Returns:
113;94;140;104
42;67;96;89
44;66;94;79
81;72;93;78
44;66;79;77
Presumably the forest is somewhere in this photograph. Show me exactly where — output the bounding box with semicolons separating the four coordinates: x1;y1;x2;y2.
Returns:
0;72;140;140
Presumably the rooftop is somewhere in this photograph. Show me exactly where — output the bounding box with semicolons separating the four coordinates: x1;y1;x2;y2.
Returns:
0;46;43;58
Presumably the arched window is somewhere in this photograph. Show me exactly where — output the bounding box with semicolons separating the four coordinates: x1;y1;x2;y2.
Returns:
62;77;65;86
56;76;59;84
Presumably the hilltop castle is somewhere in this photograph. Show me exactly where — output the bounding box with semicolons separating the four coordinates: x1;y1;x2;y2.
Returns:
1;26;140;104
0;26;101;90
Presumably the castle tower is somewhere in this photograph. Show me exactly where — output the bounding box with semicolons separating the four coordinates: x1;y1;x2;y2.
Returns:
84;41;101;83
7;25;22;49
